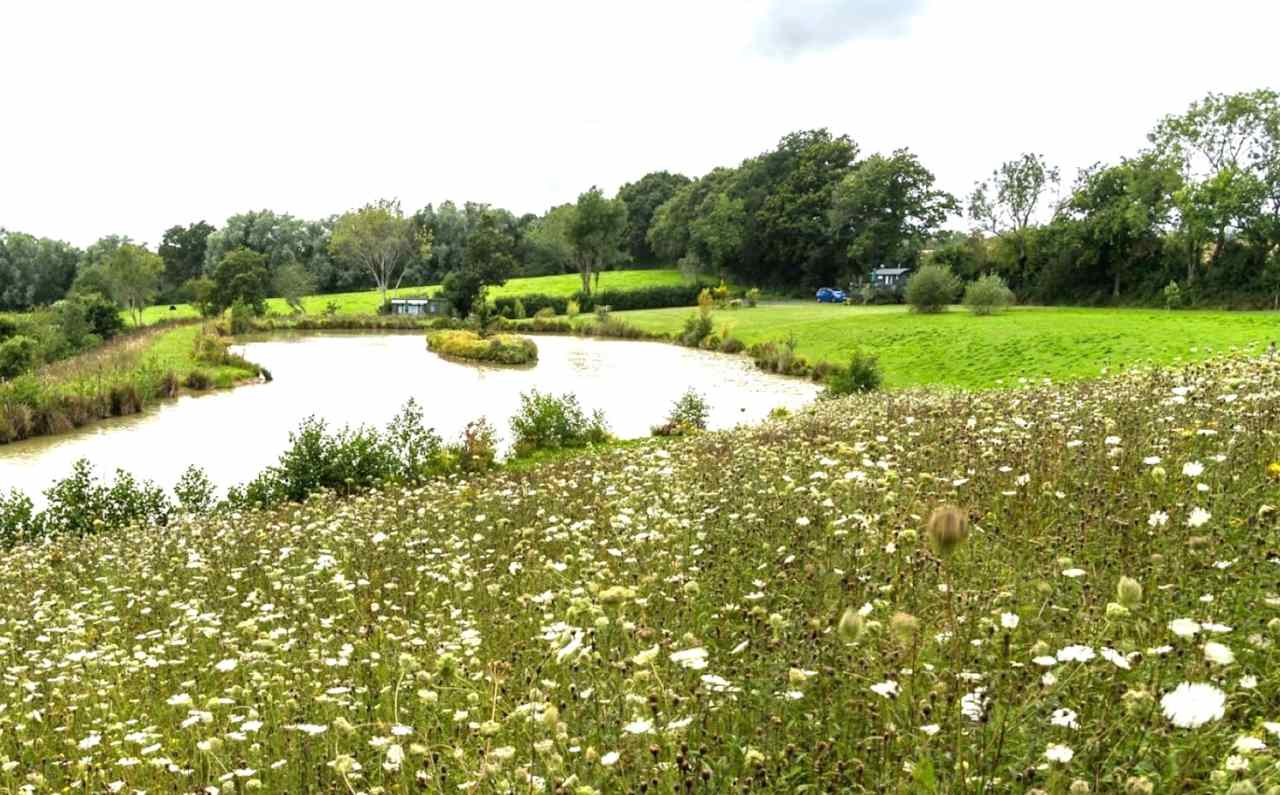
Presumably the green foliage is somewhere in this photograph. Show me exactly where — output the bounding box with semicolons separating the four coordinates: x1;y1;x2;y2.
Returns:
905;264;962;313
438;210;518;318
426;330;538;365
40;459;170;539
330;199;428;308
963;274;1015;315
211;248;271;316
158;221;215;296
823;349;883;397
274;262;317;314
231;403;447;507
831;149;957;273
228;300;257;335
0;336;39;380
680;309;714;347
617;171;692;262
1163;280;1184;309
509;390;609;456
652;388;710;436
745;287;760;307
450;417;497;473
567;188;628;294
99;243;165;327
0;230;81;311
173;465;216;514
491;284;704;317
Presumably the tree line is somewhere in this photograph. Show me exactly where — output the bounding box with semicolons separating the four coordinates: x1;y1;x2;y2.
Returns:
3;88;1279;316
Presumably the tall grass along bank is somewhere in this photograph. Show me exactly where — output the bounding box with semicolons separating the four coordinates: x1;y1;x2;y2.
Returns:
0;323;261;445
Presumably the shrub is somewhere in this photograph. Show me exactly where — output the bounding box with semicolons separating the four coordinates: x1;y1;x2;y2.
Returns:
566;299;580;319
575;316;648;340
36;459;170;540
511;298;527;320
184;370;213;390
173;465;217;514
680;312;714;347
720;336;746;354
509;390;609;456
427;330;538;365
652;389;710;436
905;264;962;313
0;488;39;548
745;288;761;308
1163;280;1183;310
963;274;1015;315
0;336;39;380
533;306;556;320
450;418;497;473
748;334;808;376
824;349;883;397
229;300;257;334
382;398;446;482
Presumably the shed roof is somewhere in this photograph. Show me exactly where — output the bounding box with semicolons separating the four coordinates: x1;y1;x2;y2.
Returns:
871;267;911;276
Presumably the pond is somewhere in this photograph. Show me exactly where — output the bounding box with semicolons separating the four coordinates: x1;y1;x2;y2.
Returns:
0;333;820;504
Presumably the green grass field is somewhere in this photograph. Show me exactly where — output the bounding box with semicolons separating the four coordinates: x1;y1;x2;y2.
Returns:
135;269;691;325
609;303;1280;390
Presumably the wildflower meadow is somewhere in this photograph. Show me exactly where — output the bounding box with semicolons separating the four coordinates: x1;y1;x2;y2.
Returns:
1;355;1279;793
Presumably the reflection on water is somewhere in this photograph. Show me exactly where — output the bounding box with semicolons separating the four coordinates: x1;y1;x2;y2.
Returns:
0;333;819;505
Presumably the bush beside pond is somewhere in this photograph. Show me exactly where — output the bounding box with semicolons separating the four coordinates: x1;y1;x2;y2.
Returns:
426;329;538;365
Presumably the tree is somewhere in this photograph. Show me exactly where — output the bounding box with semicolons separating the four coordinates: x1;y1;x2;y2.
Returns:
1150;90;1280;283
329;199;429;310
1065;154;1183;297
735;129;860;287
205;211;340;291
523;204;577;276
210;248;272;316
689;193;746;278
0;230;81;310
440;210;518;317
616;171;691;262
566;188;628;295
103;244;164;326
274;262;317;314
158;221;215;295
969;153;1060;289
187;276;217;319
830;149;957;276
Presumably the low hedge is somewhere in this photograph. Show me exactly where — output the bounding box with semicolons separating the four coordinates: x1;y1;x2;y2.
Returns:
426;330;538;365
493;283;705;317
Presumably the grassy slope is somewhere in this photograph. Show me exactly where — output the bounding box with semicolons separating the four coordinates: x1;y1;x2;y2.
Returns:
611;303;1280;389
135;269;691;325
3;355;1279;791
143;323;260;387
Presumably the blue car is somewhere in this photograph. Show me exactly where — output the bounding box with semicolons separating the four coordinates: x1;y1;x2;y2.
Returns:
816;287;846;303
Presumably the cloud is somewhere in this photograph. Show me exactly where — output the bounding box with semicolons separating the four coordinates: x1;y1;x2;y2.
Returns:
753;0;925;59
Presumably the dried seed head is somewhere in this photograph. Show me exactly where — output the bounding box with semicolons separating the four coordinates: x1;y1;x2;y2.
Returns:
889;612;920;643
837;607;865;643
926;505;969;557
1116;576;1143;609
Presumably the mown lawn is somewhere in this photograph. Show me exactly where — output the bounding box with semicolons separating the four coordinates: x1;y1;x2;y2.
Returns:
134;269;692;325
610;302;1280;389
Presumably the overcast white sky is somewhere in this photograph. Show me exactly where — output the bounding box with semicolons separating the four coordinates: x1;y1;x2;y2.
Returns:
2;0;1278;248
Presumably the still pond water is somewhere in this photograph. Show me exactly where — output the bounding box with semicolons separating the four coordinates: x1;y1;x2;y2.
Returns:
0;333;819;504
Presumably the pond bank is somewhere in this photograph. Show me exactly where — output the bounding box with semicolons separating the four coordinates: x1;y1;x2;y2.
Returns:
0;323;262;446
0;333;819;505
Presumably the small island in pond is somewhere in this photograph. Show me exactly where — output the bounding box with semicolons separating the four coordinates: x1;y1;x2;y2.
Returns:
426;329;538;365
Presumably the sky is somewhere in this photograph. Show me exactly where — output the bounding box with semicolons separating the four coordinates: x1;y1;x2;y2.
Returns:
2;0;1278;248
